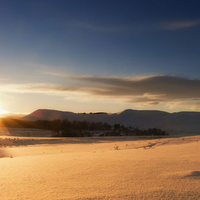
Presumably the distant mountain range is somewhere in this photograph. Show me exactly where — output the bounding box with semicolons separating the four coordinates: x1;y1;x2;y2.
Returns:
23;109;200;134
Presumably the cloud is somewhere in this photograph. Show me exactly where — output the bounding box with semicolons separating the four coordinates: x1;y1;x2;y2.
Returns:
166;101;190;109
68;19;200;35
72;75;200;100
191;102;200;110
134;101;160;108
40;71;69;78
160;20;200;30
69;21;126;32
167;101;200;111
1;75;200;109
0;83;79;94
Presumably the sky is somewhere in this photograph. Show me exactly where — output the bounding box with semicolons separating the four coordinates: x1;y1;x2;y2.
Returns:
0;0;200;115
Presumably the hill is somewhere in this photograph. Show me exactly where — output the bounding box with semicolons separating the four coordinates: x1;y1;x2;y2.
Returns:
23;109;200;134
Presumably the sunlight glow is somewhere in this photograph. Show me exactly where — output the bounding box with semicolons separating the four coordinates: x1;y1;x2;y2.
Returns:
0;105;8;116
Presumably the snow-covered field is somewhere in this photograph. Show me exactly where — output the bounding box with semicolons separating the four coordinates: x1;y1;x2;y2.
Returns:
0;135;200;199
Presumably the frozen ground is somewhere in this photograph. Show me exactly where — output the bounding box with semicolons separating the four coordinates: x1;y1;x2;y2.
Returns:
0;135;200;199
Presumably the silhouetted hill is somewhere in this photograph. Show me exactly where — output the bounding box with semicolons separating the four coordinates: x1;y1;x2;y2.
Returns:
24;109;77;121
23;109;200;134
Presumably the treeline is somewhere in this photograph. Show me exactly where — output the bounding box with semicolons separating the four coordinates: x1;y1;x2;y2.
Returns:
0;118;168;137
0;118;35;128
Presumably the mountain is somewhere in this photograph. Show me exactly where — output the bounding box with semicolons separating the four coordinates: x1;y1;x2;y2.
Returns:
23;109;110;122
23;109;200;134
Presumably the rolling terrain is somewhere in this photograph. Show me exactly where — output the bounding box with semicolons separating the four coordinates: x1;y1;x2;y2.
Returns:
23;109;200;134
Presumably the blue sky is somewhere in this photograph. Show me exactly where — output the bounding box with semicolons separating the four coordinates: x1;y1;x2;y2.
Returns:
0;0;200;114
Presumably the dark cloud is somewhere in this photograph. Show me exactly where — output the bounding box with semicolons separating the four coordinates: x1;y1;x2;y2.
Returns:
72;75;200;101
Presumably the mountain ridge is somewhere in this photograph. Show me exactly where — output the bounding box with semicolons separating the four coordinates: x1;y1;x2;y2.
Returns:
22;109;200;134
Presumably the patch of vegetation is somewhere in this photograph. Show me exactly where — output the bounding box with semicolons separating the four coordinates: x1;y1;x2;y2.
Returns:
0;118;168;137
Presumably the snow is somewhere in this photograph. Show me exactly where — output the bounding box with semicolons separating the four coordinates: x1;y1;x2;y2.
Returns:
0;135;200;199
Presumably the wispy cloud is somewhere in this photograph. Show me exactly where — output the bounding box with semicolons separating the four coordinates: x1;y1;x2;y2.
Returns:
160;20;200;30
72;21;126;32
68;19;200;34
167;101;190;109
191;102;200;110
39;70;70;78
0;83;78;94
166;101;200;111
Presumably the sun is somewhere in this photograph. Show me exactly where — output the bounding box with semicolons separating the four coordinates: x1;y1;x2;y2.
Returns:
0;105;8;116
